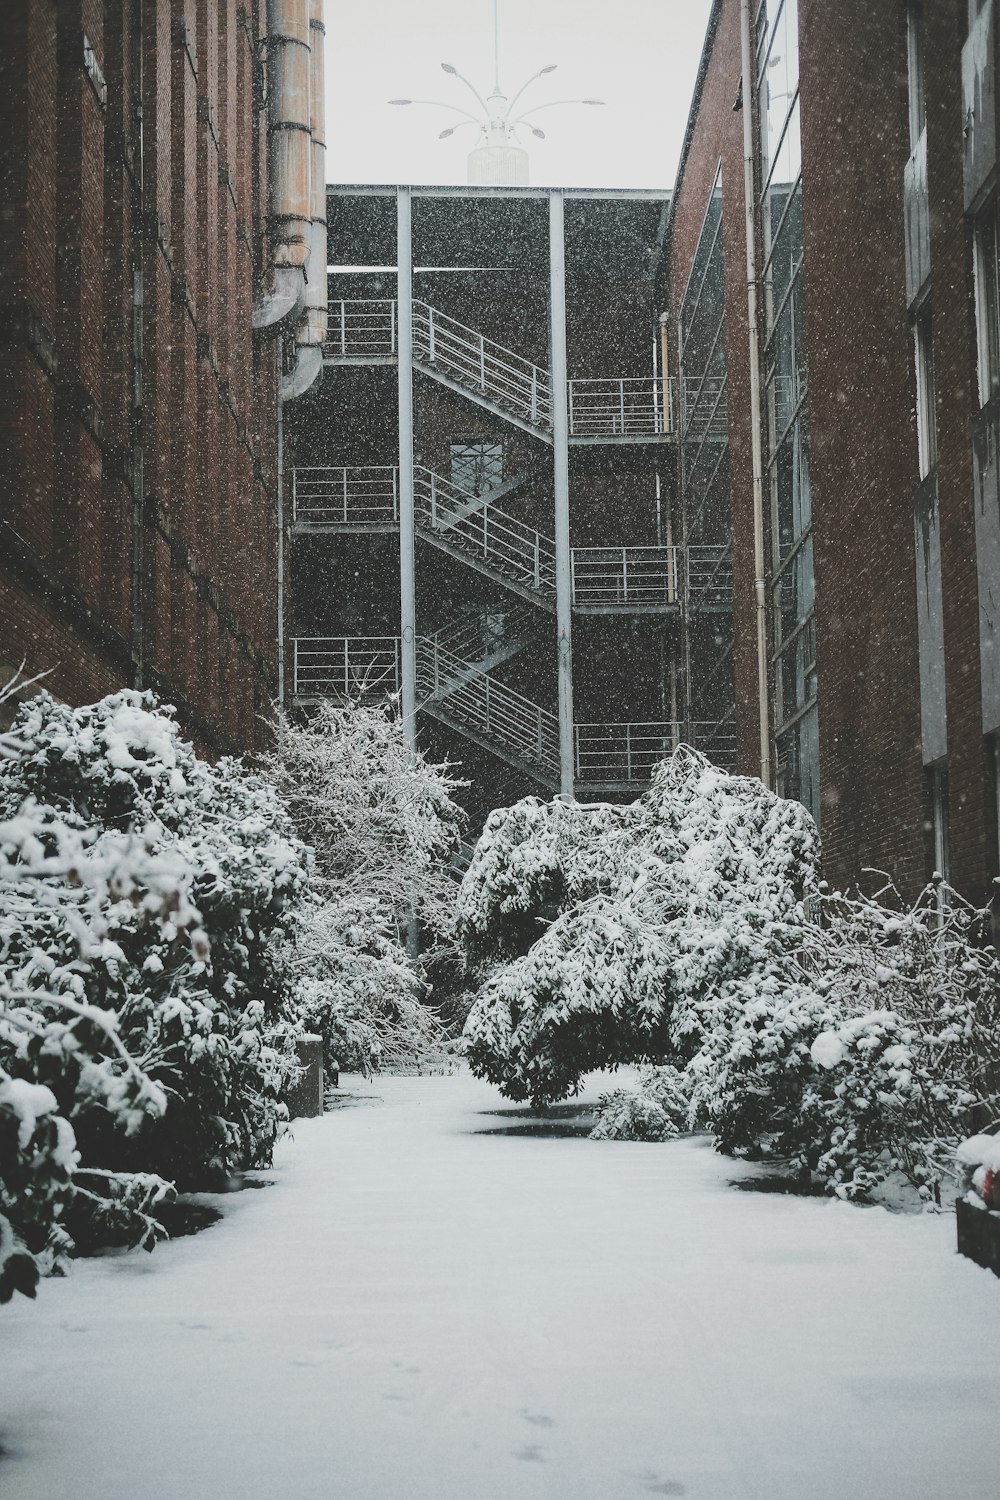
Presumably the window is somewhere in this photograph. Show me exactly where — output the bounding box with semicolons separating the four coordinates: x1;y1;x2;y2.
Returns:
969;0;989;33
449;440;503;496
757;0;819;823
906;2;926;153
679;171;735;755
913;305;937;477
973;198;1000;405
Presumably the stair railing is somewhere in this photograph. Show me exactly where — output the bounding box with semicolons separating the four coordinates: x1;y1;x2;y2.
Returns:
573;721;681;783
570;546;681;607
412;301;552;428
414;467;557;595
416;637;560;774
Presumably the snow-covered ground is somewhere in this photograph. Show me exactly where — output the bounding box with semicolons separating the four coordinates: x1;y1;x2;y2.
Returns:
2;1070;998;1500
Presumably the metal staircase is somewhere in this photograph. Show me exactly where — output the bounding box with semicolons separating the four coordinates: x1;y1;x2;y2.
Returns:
323;299;675;441
412;301;553;438
306;299;683;791
416;633;561;788
414;467;557;608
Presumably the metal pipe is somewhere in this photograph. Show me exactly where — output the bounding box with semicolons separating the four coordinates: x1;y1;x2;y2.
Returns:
277;350;285;705
255;0;312;334
741;0;772;787
130;0;145;689
549;190;575;799
659;312;671;432
280;0;326;396
397;188;417;754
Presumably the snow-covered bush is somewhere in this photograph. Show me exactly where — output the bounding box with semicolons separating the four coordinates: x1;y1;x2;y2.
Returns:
0;691;311;1224
590;1066;691;1142
261;701;464;1073
264;700;464;937
0;776;204;1298
462;748;819;1107
456;796;632;965
462;747;999;1202
285;893;446;1074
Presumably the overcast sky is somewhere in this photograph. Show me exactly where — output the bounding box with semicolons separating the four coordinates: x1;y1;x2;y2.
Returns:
325;0;714;190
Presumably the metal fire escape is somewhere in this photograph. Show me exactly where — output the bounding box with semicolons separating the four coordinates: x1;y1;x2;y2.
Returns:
289;191;710;799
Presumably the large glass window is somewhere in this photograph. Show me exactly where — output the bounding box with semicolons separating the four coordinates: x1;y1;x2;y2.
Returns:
679;171;735;760
913;305;938;476
756;0;819;823
973;197;1000;406
906;3;927;153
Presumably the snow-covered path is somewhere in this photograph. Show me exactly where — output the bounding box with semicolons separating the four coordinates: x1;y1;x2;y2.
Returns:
2;1071;999;1500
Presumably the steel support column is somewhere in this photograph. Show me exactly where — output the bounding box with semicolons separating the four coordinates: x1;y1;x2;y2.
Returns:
397;187;417;753
549;191;574;798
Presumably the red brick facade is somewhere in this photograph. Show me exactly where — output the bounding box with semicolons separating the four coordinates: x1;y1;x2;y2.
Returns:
0;2;279;755
666;0;998;906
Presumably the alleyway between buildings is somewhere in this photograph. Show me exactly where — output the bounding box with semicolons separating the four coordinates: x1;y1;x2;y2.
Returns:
3;1071;999;1500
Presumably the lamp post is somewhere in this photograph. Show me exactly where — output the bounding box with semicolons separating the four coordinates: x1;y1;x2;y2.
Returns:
387;1;604;185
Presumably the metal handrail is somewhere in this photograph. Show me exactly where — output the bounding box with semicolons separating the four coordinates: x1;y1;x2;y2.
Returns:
412;301;552;428
681;375;728;440
430;607;534;667
686;545;733;610
292;466;399;527
292;636;401;698
574;721;681;783
567;378;675;436
414;466;557;595
690;720;738;769
571;546;680;606
322;299;397;359
416;637;560;773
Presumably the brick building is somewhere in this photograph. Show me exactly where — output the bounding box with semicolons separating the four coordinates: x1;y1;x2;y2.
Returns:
664;0;999;906
0;2;327;755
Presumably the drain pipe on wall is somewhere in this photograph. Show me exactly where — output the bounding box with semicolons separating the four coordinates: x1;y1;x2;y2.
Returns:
254;0;311;335
276;368;286;705
280;0;327;399
740;0;772;788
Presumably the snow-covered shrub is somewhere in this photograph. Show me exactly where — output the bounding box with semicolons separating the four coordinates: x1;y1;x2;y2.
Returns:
456;797;633;965
0;691;310;1201
261;701;464;1073
0;776;204;1298
286;893;446;1075
462;747;999;1202
590;1066;691;1142
462;748;819;1106
264;700;464;938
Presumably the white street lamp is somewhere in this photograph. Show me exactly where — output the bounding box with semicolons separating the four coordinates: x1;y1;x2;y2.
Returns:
387;1;605;185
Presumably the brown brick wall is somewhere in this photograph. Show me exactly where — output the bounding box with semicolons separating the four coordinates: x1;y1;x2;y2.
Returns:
0;0;278;758
666;0;993;905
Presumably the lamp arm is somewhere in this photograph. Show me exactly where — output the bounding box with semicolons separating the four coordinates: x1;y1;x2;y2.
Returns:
391;99;484;125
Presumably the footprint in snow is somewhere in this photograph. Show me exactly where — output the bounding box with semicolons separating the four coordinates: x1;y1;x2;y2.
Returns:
639;1473;686;1496
520;1410;555;1428
513;1444;545;1463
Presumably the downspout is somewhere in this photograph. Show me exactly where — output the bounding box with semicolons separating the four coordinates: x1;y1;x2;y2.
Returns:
659;311;671;433
130;0;145;689
280;0;326;399
276;357;285;705
740;0;772;787
253;0;311;335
